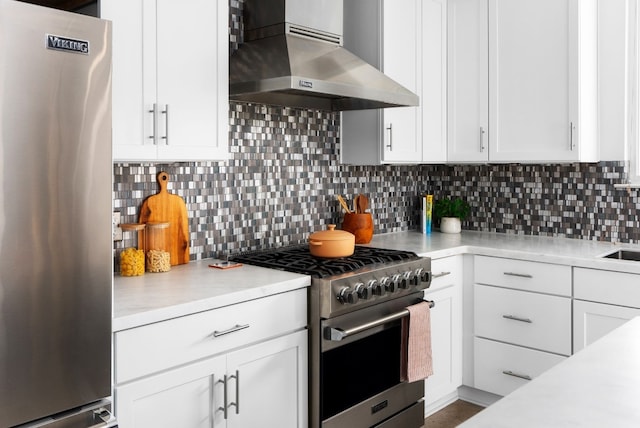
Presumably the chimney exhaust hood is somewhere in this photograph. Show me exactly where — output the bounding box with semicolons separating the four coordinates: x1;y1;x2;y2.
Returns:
229;0;419;111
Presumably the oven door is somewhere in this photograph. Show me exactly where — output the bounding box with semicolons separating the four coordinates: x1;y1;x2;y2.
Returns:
320;294;428;428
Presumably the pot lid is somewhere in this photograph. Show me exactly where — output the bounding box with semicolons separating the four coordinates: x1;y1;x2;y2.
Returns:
309;224;354;241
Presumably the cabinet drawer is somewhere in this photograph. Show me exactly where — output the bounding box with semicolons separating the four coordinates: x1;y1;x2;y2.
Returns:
574;268;640;308
426;256;463;293
474;337;566;397
115;289;307;383
474;256;571;295
474;284;571;355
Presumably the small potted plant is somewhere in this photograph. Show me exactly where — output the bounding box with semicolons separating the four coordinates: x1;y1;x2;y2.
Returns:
433;197;470;234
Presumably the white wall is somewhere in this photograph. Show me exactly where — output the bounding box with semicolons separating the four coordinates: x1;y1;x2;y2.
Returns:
599;0;627;160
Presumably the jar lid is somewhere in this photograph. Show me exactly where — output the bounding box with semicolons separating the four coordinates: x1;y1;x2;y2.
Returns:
309;224;354;241
120;223;146;231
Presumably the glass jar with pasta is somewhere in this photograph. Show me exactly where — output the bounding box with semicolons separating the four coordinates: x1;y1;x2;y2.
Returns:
145;222;171;273
119;223;146;277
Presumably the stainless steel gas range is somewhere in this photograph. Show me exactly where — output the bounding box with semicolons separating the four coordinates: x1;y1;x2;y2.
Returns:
232;245;432;428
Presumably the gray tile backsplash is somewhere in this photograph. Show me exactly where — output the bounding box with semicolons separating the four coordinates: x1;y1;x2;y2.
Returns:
112;0;639;267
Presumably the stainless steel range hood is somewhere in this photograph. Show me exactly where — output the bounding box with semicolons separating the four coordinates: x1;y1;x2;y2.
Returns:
229;0;419;111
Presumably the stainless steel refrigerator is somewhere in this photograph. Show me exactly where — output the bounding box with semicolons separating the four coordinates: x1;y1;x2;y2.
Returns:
0;1;114;427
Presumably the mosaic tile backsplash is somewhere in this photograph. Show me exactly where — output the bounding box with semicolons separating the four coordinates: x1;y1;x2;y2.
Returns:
112;0;640;268
113;100;640;264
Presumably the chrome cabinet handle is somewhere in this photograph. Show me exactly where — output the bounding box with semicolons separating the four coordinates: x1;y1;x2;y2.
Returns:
162;104;169;145
386;123;393;151
502;370;532;381
213;324;250;337
148;103;159;145
432;271;451;279
480;126;486;152
569;121;575;150
228;370;240;415
503;272;533;279
502;314;533;323
217;374;228;419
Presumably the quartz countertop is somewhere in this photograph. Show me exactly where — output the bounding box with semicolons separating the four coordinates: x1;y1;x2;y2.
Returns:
367;230;640;274
113;260;310;332
458;316;640;427
113;230;640;332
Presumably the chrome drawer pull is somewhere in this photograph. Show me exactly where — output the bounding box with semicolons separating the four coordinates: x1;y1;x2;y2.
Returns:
503;272;533;279
502;370;532;381
432;271;451;279
502;314;533;323
213;324;250;337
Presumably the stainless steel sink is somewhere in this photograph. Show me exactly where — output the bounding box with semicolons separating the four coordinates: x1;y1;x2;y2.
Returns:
600;249;640;262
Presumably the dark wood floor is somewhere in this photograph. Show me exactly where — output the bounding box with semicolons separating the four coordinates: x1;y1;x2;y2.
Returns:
423;400;484;427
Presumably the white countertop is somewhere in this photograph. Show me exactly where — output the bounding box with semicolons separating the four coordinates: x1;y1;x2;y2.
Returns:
113;230;640;332
113;260;310;332
459;316;640;427
367;230;640;274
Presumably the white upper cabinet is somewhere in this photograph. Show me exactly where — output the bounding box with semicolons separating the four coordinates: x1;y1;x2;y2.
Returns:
102;0;229;162
381;0;422;163
341;0;447;164
448;0;597;163
422;0;449;163
448;0;489;163
341;0;420;165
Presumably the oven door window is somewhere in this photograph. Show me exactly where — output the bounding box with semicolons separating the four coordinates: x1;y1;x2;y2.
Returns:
321;324;401;420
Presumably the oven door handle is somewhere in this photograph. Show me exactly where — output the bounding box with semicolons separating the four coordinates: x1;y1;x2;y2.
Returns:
325;300;435;341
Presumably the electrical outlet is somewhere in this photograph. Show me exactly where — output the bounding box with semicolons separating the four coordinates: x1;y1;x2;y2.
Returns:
113;212;123;241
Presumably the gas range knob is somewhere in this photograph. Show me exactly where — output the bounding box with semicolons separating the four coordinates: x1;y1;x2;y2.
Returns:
354;282;370;300
337;287;358;304
411;268;422;286
374;278;387;296
387;274;401;293
419;269;431;285
399;272;411;289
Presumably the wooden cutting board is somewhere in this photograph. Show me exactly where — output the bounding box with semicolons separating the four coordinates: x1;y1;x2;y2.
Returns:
138;171;190;265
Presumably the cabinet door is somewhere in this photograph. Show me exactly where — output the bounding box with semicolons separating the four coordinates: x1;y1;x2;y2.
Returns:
341;0;424;165
101;0;157;161
155;0;228;161
447;0;489;162
115;355;227;428
226;330;308;428
488;0;582;162
573;300;640;353
421;0;448;163
381;0;422;163
423;257;463;410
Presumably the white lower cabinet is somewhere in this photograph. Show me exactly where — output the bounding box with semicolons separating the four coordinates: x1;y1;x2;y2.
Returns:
474;337;565;397
473;256;571;397
116;330;307;428
573;267;640;353
573;300;640;353
423;256;463;413
113;289;308;428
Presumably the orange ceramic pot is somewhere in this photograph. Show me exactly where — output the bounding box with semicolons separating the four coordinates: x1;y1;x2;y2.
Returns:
308;224;355;258
341;213;374;244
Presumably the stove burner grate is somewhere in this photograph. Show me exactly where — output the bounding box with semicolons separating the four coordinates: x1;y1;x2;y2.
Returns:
230;245;418;278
